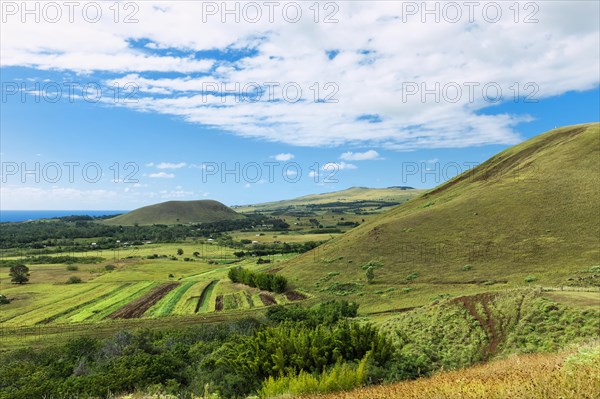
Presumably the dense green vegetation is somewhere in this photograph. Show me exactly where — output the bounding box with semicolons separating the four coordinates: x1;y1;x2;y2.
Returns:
1;290;597;399
228;267;288;293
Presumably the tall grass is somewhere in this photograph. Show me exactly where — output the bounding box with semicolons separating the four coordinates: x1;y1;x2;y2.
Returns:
259;354;369;397
296;343;599;399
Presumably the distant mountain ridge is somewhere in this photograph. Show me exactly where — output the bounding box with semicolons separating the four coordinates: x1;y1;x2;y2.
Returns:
234;186;424;212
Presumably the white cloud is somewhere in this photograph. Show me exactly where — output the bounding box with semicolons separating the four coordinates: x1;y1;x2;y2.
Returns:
272;153;295;161
322;162;357;171
156;162;186;169
2;1;599;149
145;162;155;167
308;171;319;178
340;150;381;161
148;172;175;178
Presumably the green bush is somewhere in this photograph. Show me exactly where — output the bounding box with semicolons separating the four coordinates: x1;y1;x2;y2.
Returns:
66;276;82;284
66;264;78;271
405;272;419;281
104;264;116;271
462;264;472;271
259;355;369;397
524;275;538;283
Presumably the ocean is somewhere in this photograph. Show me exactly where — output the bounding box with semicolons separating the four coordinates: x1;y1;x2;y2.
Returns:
0;210;128;223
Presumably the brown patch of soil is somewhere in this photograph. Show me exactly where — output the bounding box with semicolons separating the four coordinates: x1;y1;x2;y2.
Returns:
215;295;224;312
259;292;277;306
107;283;179;319
284;291;307;301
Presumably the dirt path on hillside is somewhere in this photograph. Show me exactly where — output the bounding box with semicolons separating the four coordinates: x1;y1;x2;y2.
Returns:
453;293;500;360
107;283;179;319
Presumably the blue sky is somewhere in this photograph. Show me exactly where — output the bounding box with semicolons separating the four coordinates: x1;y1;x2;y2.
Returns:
1;1;598;210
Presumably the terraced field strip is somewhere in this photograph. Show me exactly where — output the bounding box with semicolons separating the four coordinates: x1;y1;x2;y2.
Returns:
223;292;247;311
251;293;265;308
172;281;211;315
39;283;130;324
146;281;197;317
2;284;112;326
68;282;156;322
195;280;219;313
107;283;180;319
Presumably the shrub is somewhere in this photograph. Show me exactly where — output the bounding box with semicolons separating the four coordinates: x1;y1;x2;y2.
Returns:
524;275;538;283
104;264;116;271
462;264;472;271
590;265;600;273
0;294;10;304
66;276;82;284
366;267;375;284
66;264;78;271
177;248;184;256
406;272;419;281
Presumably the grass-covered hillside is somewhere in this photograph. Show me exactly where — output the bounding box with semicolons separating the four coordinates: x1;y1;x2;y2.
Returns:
104;200;245;226
278;124;600;312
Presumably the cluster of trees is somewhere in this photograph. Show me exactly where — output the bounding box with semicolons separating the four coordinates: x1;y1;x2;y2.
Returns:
266;300;359;326
228;267;288;293
0;301;390;399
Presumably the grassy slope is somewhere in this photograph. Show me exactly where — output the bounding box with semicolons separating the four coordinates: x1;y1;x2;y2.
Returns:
296;344;599;399
104;200;244;225
279;124;600;310
234;187;423;212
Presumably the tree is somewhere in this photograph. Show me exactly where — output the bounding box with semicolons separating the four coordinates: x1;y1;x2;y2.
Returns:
366;266;375;284
177;248;184;256
10;264;30;284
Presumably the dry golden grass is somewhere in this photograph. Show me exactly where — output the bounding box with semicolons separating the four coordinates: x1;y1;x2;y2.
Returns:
296;347;599;399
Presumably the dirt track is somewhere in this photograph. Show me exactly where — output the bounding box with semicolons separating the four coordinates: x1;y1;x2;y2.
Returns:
107;283;179;319
453;293;500;360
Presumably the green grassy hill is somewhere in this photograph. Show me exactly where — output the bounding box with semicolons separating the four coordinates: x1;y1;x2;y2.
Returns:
104;200;245;225
279;123;600;311
234;186;423;212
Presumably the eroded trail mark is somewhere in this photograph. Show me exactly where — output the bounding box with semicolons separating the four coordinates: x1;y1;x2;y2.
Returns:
453;293;500;360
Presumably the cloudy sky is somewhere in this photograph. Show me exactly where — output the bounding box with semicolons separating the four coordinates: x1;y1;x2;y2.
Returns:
1;1;599;209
